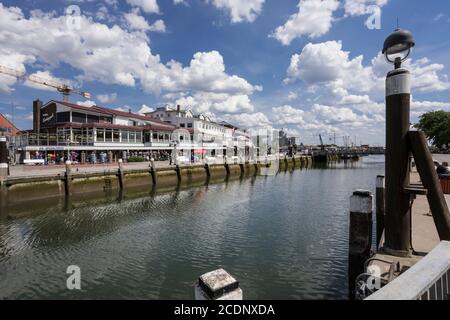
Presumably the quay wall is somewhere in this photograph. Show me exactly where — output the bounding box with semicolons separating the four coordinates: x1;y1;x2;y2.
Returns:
0;156;314;214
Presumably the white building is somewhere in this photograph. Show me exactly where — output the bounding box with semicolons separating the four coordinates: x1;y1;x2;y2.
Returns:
145;105;254;159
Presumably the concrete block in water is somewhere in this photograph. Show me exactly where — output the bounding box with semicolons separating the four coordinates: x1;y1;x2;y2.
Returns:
195;268;243;300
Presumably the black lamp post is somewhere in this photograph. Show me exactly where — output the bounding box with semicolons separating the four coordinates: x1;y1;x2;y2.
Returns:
383;28;415;257
382;28;415;69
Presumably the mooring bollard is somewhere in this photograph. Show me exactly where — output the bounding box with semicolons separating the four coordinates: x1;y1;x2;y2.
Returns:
0;137;7;183
348;190;373;300
118;159;124;189
65;160;72;196
376;175;385;247
195;269;243;300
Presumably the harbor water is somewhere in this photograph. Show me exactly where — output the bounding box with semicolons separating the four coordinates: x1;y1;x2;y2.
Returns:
0;156;384;299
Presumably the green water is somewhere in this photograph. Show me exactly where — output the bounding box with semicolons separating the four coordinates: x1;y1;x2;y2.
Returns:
0;156;384;299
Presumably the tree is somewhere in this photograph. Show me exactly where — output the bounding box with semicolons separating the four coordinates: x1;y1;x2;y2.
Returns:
415;111;450;150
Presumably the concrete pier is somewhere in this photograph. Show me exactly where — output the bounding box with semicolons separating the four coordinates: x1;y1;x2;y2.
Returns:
0;156;314;210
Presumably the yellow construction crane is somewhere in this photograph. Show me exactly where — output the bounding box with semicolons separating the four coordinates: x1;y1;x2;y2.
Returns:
0;65;91;102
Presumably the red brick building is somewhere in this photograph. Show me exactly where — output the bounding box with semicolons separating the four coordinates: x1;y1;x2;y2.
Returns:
0;113;19;136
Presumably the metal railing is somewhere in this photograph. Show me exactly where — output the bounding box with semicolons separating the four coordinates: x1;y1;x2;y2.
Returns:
365;241;450;300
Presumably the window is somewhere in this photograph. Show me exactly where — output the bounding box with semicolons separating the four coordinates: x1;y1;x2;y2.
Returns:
73;129;83;143
57;112;70;123
136;131;142;142
121;131;129;143
87;129;94;143
87;114;99;123
72;112;86;123
180;123;185;128
129;131;136;143
187;123;193;128
153;132;158;140
113;130;120;142
96;128;105;142
105;129;112;142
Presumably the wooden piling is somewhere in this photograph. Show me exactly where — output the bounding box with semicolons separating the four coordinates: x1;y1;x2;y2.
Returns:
224;158;230;176
409;131;450;240
0;137;7;183
348;190;373;300
175;165;181;182
376;175;385;247
118;159;124;190
204;163;211;178
150;158;157;185
64;160;72;196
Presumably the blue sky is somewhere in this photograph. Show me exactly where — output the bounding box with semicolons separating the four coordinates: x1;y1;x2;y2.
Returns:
0;0;449;145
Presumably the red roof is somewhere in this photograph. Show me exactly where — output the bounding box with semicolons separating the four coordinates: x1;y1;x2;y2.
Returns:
0;113;20;135
55;122;180;133
48;100;175;129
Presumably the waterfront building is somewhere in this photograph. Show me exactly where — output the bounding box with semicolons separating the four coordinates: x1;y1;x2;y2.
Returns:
12;100;255;164
0;113;19;137
145;106;253;159
14;100;182;163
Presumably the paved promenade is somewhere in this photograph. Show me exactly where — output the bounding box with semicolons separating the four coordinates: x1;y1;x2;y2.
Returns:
410;171;449;253
8;161;171;178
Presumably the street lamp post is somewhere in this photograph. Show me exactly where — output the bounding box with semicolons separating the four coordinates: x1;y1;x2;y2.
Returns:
382;28;415;257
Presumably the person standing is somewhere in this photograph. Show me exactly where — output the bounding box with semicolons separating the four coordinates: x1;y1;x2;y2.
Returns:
437;161;450;177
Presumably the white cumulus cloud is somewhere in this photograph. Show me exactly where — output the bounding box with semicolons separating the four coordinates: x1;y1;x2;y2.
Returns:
271;0;339;45
126;0;160;14
209;0;265;23
0;4;260;116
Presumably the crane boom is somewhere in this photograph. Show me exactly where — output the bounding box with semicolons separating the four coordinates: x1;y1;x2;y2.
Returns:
0;65;91;101
319;134;325;151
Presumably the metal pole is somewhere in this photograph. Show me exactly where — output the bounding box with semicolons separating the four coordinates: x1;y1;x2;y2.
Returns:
384;68;412;257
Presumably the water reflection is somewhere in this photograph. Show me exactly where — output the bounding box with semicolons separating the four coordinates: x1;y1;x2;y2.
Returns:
0;156;384;299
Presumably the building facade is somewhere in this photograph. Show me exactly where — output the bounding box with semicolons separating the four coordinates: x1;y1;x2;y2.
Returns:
13;100;256;164
0;113;19;137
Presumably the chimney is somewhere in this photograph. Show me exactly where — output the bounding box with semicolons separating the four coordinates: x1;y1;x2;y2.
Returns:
177;105;181;112
33;99;42;134
128;107;132;114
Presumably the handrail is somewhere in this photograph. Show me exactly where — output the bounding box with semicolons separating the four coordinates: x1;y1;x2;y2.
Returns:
366;241;450;300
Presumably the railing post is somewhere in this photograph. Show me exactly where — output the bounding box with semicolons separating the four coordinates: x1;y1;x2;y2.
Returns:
348;190;373;300
195;269;243;300
376;175;385;247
